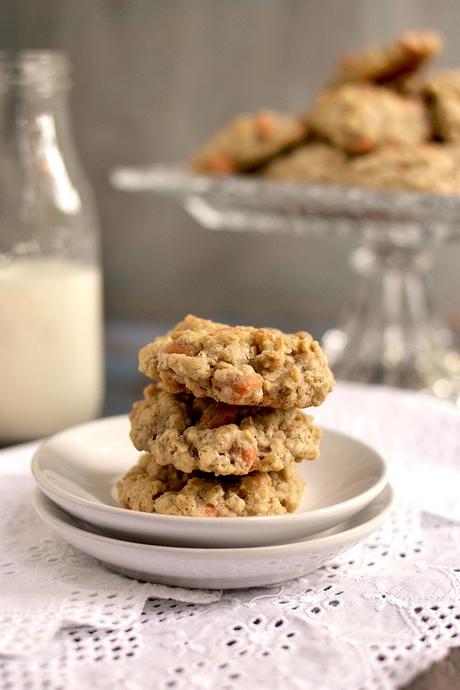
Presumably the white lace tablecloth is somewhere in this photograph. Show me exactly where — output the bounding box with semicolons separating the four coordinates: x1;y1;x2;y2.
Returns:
1;382;459;690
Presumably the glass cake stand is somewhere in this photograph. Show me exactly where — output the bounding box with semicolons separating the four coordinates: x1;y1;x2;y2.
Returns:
111;165;460;404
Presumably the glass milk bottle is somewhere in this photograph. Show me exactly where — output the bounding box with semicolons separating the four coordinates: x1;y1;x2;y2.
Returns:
0;52;104;441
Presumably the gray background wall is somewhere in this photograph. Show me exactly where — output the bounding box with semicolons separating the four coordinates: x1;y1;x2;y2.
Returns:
2;0;460;329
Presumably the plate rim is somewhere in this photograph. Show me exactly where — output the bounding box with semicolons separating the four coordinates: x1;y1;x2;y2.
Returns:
34;484;394;556
31;415;388;526
110;163;460;212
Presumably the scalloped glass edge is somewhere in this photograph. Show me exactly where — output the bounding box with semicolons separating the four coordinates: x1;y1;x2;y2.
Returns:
110;164;460;230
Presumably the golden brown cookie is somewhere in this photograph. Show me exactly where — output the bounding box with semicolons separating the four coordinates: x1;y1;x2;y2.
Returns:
342;144;460;195
191;111;307;174
309;84;430;154
138;315;335;409
262;143;346;184
130;384;321;475
332;31;442;86
423;70;460;142
117;454;304;517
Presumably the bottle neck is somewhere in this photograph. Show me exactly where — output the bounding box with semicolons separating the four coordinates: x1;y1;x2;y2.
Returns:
0;52;76;170
0;83;83;204
0;52;100;259
0;51;71;94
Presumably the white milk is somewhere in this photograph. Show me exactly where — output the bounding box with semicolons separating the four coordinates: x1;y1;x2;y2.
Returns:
0;258;103;441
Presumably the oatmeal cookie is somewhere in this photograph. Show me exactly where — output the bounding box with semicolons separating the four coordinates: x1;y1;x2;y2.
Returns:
332;30;442;86
117;454;304;516
309;84;430;154
262;143;346;184
342;144;460;195
130;384;321;475
138;315;335;409
191;111;307;174
423;70;460;142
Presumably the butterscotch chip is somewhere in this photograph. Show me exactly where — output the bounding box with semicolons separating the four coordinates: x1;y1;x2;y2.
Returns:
342;144;460;195
130;384;321;476
117;454;305;517
309;84;430;154
191;111;307;174
138;315;334;409
332;30;442;86
423;70;460;142
263;143;346;184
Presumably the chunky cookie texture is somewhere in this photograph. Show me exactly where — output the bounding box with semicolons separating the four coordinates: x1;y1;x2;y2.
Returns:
309;84;430;154
423;70;460;142
117;454;304;517
139;315;335;409
343;144;460;195
191;111;307;174
130;384;321;476
188;31;460;197
263;143;346;184
332;30;442;86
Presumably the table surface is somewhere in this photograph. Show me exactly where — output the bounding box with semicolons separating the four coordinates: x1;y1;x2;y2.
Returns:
404;648;460;690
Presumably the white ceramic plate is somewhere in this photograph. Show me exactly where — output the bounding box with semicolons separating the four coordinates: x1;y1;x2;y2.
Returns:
31;415;388;548
35;485;393;589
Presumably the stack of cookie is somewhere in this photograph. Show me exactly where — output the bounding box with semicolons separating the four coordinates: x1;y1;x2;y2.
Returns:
118;315;335;518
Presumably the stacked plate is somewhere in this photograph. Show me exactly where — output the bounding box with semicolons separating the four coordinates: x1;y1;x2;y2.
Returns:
32;415;392;590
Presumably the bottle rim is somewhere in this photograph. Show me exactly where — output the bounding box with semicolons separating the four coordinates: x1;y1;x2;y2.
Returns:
0;51;71;91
